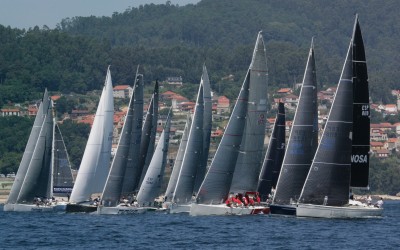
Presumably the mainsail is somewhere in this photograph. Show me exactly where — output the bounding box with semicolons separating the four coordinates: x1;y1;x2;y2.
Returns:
196;70;250;204
7;90;51;204
194;64;212;192
230;31;268;193
172;82;204;203
299;37;354;206
70;66;114;203
137;81;159;189
137;110;172;205
101;73;143;207
257;102;285;200
273;40;318;205
350;17;370;188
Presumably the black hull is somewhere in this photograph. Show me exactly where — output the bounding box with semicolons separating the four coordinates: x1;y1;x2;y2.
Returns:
66;204;97;213
269;204;297;216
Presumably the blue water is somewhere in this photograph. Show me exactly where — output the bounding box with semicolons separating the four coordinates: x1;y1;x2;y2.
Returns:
1;201;399;249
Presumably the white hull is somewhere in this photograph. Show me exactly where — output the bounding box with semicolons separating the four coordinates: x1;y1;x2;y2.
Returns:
165;202;191;214
97;205;157;215
190;203;270;216
3;203;62;212
297;204;383;218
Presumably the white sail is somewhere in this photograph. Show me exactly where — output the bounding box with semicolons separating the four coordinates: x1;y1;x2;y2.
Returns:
164;115;191;202
230;31;268;193
137;110;172;205
70;67;114;203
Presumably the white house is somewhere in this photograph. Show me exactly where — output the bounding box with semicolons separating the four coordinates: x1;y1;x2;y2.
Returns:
113;85;133;99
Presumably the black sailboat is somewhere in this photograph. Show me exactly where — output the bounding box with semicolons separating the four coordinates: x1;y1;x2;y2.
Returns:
257;102;286;201
270;39;318;216
296;16;382;218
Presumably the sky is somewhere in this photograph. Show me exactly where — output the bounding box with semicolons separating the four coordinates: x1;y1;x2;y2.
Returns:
0;0;200;29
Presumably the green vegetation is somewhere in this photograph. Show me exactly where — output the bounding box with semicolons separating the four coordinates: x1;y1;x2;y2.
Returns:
0;0;399;194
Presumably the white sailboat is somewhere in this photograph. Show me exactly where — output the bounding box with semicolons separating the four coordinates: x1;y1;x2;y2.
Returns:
97;71;144;215
296;16;383;218
4;90;68;212
190;32;269;216
66;66;114;213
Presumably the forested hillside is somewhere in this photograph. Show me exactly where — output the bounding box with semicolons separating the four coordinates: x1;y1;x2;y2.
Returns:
0;0;399;194
1;0;399;105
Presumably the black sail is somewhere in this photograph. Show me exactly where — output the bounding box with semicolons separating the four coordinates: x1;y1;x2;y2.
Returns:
351;16;370;188
257;102;285;200
273;40;318;205
299;41;354;207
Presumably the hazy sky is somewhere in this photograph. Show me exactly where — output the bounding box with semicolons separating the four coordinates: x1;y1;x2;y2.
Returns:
0;0;200;29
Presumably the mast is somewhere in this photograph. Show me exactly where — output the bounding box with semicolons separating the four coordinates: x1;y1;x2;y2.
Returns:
273;39;318;205
257;102;286;200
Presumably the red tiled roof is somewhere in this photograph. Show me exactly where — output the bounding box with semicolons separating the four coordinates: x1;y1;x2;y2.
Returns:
277;88;292;93
51;95;61;101
114;85;130;90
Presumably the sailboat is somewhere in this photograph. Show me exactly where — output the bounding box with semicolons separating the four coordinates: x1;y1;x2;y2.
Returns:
190;32;269;216
257;102;285;201
66;66;114;213
296;16;383;218
164;65;211;213
269;39;318;216
97;72;144;215
4;90;67;212
136;109;172;208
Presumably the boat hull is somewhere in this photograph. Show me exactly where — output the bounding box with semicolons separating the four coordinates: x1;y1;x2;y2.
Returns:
269;204;297;216
66;203;98;213
97;205;152;215
165;203;191;214
297;204;383;218
3;203;58;212
190;203;270;216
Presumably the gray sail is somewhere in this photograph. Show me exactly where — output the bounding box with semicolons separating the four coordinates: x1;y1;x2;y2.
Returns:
196;70;250;204
7;90;50;204
52;124;74;196
137;110;172;205
299;40;354;207
273;40;318;205
172;83;204;204
102;73;142;207
230;31;268;193
350;16;370;188
118;73;144;195
194;64;212;192
138;81;159;189
17;97;53;202
257;102;286;200
128;81;158;193
164;115;191;202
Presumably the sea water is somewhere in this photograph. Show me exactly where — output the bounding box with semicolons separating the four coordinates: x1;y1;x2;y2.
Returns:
0;201;399;249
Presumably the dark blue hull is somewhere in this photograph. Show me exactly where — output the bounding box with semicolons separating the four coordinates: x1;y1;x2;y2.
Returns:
269;204;297;216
